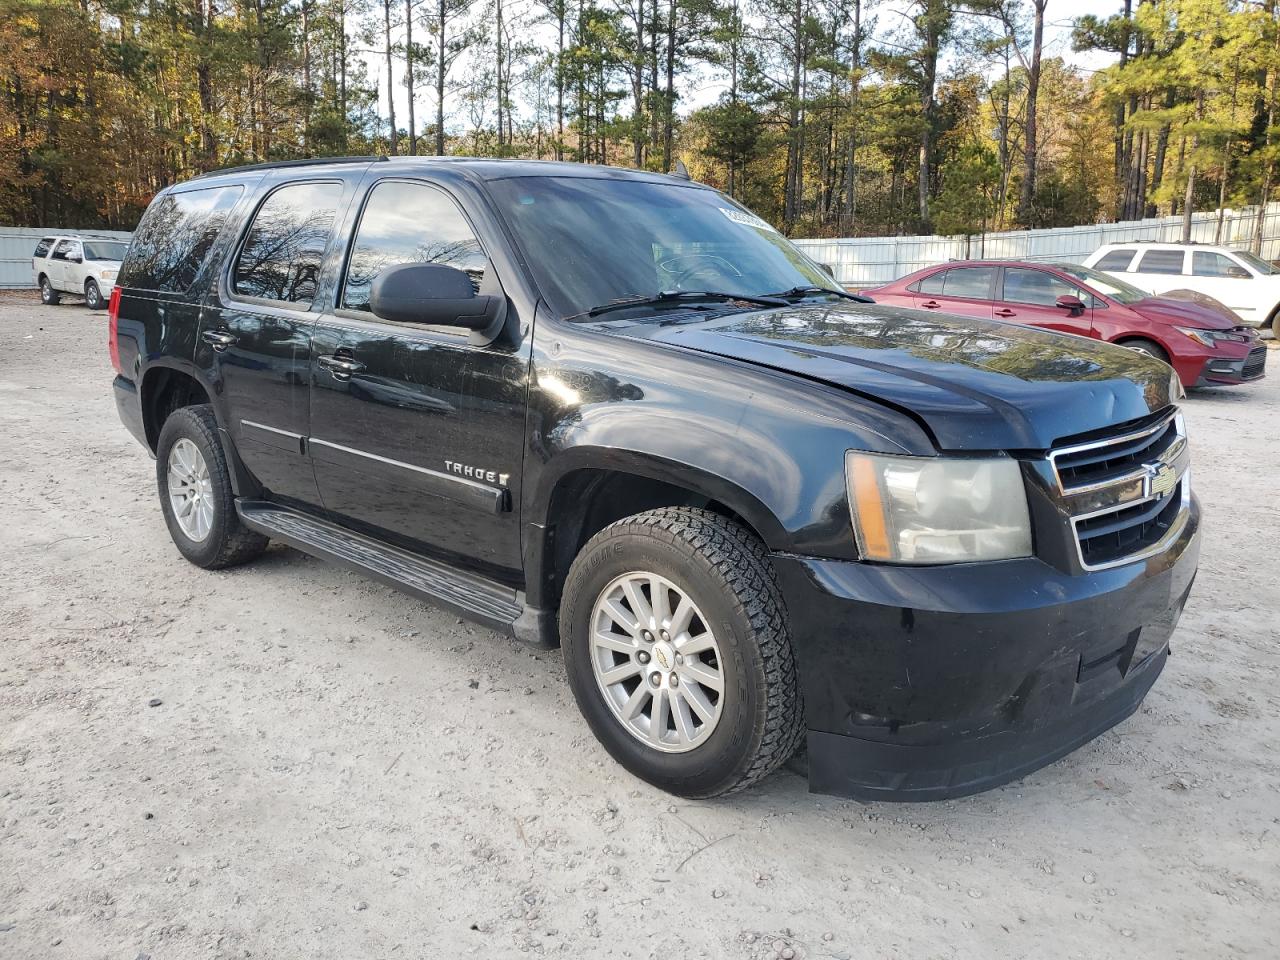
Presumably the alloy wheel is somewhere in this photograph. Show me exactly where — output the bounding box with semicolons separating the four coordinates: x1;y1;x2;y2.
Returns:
589;571;725;753
166;438;215;542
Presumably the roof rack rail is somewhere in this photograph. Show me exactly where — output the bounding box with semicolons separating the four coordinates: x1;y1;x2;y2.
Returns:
191;155;388;180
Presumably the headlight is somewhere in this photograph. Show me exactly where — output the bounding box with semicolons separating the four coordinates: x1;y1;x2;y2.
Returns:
1174;326;1216;347
100;269;117;281
845;452;1032;564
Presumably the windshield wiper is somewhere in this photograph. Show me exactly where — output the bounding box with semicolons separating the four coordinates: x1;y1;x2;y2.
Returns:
764;285;874;303
565;289;789;322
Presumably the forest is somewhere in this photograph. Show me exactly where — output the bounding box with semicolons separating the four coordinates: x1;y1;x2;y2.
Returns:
2;0;1279;240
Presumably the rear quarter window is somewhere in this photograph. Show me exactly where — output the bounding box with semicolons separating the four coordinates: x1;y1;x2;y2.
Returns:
1094;249;1136;272
33;238;54;258
119;184;244;293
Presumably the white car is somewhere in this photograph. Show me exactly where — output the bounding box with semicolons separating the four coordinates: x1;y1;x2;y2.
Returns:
32;235;129;310
1083;241;1280;335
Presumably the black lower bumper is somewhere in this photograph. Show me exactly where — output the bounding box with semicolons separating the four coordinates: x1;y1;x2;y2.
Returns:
113;374;148;449
1195;345;1267;385
771;497;1200;802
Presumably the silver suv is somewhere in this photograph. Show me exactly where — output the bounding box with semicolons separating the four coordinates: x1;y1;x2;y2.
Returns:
32;235;129;309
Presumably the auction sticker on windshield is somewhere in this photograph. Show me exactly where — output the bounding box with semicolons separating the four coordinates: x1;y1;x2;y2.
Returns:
719;207;778;232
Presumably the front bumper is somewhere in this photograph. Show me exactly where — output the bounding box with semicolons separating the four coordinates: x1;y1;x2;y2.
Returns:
1193;344;1267;385
771;495;1200;802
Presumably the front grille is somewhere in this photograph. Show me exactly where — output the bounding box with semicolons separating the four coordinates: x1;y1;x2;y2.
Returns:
1243;345;1267;380
1052;411;1180;492
1048;410;1191;571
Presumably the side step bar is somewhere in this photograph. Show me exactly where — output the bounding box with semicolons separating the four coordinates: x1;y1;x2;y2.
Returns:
236;500;555;646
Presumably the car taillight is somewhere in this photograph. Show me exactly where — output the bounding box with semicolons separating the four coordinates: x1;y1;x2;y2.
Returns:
107;286;122;373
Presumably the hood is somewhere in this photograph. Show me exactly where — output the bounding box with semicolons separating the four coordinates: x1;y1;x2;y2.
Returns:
1130;293;1239;329
614;302;1177;451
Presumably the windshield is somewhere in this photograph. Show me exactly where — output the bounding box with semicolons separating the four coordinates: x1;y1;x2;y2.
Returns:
1231;250;1279;275
83;241;128;261
486;176;838;318
1051;262;1152;304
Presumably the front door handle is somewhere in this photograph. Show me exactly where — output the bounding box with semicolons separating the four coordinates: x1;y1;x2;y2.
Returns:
201;329;237;352
921;300;942;309
318;354;366;381
994;308;1016;318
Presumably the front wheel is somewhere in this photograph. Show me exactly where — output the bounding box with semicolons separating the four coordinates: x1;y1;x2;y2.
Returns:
156;404;268;569
84;279;103;310
40;277;60;305
1117;337;1170;364
559;507;804;798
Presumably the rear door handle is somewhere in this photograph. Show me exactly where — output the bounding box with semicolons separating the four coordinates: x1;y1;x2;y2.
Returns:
921;300;942;309
318;354;366;381
201;329;237;351
994;308;1016;318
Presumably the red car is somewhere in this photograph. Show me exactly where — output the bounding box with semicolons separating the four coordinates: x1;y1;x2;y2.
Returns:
865;260;1266;388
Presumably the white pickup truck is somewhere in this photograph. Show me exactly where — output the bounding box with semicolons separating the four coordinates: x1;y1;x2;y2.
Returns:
32;235;129;309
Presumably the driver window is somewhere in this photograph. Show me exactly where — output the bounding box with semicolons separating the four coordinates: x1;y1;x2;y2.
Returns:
342;180;487;313
1191;251;1246;278
52;240;74;261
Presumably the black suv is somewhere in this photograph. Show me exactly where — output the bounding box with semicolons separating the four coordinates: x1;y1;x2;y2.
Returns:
110;157;1200;801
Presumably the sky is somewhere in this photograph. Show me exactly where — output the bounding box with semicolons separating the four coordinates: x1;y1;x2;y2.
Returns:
364;0;1126;141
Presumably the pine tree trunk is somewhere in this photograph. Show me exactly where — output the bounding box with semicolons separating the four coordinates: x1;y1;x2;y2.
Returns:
405;0;416;154
1017;0;1045;227
384;0;398;154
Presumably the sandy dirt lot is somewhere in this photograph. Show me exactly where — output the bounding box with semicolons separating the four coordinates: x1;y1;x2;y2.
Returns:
1;296;1278;959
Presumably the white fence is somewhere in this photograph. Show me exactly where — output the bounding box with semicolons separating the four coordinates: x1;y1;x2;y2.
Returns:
0;226;133;289
792;204;1280;289
8;203;1280;291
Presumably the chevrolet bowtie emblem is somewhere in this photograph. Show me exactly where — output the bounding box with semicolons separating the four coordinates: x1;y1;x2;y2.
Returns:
1143;460;1178;498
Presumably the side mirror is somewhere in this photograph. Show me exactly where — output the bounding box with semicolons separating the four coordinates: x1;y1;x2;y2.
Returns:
369;262;500;330
1227;266;1251;279
69;255;83;264
1056;294;1086;316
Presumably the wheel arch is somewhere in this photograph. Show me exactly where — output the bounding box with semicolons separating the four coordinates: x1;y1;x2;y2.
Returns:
139;361;215;452
525;449;788;612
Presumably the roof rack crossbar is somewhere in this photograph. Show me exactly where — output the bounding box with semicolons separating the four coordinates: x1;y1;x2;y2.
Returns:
192;155;388;179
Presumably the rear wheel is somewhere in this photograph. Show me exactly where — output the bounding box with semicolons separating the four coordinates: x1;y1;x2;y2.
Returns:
1117;337;1170;364
84;279;103;310
156;404;268;569
40;276;60;305
559;507;804;798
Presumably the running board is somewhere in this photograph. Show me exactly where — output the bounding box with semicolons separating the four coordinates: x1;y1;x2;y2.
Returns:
236;500;554;645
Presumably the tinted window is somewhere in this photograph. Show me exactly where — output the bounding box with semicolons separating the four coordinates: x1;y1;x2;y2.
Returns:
1094;249;1136;272
121;185;243;292
1136;249;1185;275
913;271;947;295
942;267;996;299
1191;251;1245;277
1002;268;1079;306
83;241;128;261
342;180;488;313
33;238;54;258
51;240;76;261
233;181;343;306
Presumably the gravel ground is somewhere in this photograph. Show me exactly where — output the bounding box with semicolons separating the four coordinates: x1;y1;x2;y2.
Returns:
1;296;1278;960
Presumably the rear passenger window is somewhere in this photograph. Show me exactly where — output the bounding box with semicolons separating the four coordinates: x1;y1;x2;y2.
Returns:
1136;249;1185;275
33;238;54;258
341;180;488;314
941;267;996;299
1094;249;1136;272
1002;268;1078;306
233;181;343;306
121;185;243;293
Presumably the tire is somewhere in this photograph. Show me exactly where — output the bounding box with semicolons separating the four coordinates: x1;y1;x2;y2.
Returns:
559;507;804;798
84;279;103;310
1270;310;1280;340
1118;337;1170;364
40;276;60;305
155;404;268;569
